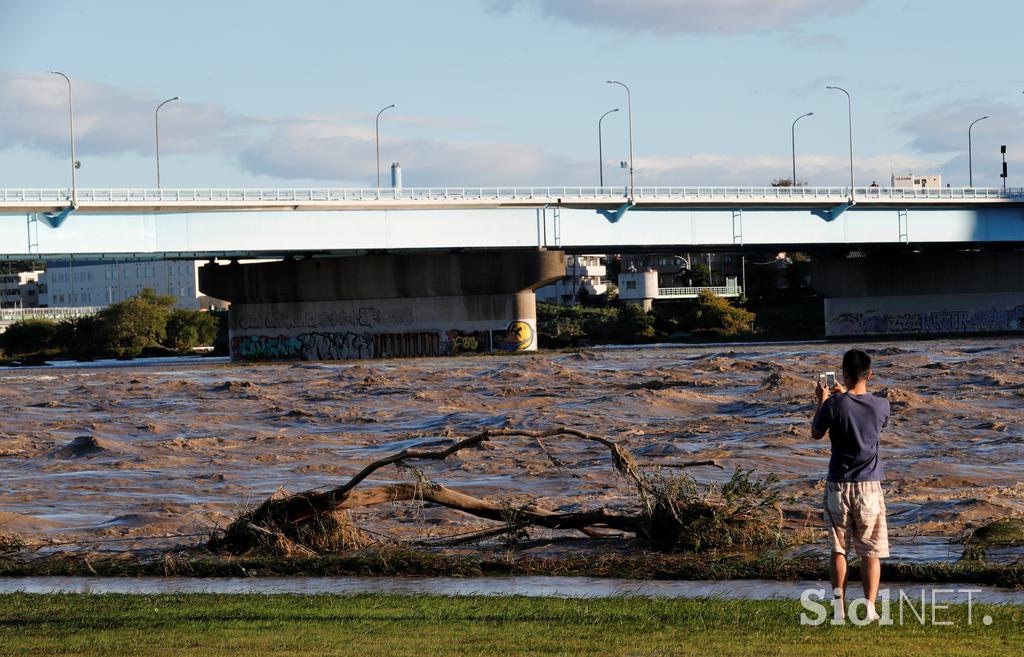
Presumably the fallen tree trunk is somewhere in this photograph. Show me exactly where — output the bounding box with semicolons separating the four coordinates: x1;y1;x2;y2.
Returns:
210;426;724;555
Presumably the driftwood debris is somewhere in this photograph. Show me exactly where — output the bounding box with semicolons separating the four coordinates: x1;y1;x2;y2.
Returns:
209;426;763;556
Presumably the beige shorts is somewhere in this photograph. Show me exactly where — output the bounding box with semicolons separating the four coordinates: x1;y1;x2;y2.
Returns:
824;480;889;558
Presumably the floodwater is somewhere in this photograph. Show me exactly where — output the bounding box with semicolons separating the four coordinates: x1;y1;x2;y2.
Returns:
0;576;1019;604
1;338;1022;561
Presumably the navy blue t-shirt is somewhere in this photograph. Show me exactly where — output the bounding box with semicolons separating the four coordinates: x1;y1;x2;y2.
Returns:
812;392;889;482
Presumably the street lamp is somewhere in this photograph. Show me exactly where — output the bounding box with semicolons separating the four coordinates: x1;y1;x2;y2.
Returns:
598;108;619;187
155;96;181;189
791;112;813;188
968;115;989;188
826;85;855;201
375;104;395;190
606;80;635;200
49;71;78;206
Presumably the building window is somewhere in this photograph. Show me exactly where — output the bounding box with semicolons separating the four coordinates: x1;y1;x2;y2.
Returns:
626;281;637;290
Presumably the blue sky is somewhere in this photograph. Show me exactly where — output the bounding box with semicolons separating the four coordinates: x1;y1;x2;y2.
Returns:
1;0;1022;189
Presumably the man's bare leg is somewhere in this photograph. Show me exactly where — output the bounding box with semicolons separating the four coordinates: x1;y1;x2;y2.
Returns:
830;551;847;620
861;556;881;620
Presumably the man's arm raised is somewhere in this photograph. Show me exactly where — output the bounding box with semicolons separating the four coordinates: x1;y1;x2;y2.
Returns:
811;379;829;440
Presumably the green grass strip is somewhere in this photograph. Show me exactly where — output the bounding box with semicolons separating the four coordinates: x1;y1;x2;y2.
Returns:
0;593;1020;657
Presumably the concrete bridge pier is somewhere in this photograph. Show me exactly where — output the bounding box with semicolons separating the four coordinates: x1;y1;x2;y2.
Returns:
199;250;565;360
806;251;1024;337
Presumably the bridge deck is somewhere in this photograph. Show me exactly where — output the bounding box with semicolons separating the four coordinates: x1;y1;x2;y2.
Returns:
3;186;1023;213
3;187;1023;260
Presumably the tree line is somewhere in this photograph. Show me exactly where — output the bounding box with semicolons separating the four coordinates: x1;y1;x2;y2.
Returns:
1;289;224;361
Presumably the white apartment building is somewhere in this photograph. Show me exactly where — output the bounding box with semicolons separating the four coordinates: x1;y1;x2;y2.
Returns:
536;254;609;305
40;260;213;309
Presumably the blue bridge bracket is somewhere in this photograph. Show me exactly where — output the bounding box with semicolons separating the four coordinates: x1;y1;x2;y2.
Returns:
597;201;635;224
812;201;855;222
35;204;77;229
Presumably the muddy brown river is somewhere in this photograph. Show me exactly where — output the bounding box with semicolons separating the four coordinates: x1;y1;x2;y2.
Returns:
1;339;1022;561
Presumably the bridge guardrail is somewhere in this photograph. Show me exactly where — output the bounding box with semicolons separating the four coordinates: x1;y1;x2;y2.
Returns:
3;186;1024;205
0;306;104;323
658;286;743;298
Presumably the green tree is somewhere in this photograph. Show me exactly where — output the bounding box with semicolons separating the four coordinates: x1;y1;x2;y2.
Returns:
97;288;176;356
0;318;58;356
54;315;105;358
691;290;756;336
618;303;656;339
165;309;220;351
690;263;711;286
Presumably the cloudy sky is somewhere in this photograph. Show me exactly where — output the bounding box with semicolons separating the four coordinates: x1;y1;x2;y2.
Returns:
1;0;1022;189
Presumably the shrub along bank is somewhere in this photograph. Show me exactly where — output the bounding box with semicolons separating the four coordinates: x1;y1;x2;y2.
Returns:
538;291;757;348
0;289;223;361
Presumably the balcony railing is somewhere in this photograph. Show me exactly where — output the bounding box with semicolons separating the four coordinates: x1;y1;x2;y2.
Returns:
3;185;1023;205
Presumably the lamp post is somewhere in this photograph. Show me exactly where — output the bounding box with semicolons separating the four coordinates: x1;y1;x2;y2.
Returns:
49;71;78;206
598;108;619;187
826;85;855;201
155;96;181;189
791;112;813;188
375;104;395;191
968;115;989;187
606;80;634;200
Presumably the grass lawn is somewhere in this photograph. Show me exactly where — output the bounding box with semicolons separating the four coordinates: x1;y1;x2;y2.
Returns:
0;593;1020;656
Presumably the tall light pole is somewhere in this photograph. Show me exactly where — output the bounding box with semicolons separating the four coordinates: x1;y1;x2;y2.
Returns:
49;71;78;206
968;115;989;187
598;108;619;187
606;80;634;200
375;104;395;190
791;112;813;187
826;85;855;201
155;96;180;189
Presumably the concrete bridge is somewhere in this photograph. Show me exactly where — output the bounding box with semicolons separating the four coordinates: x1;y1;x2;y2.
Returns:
3;186;1024;261
2;186;1022;359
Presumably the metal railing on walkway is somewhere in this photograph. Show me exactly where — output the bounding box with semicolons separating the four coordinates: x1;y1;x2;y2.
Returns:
0;306;103;324
657;285;742;298
3;186;1023;205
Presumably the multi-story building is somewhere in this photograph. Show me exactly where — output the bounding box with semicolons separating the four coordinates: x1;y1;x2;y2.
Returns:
0;270;44;308
40;260;219;309
536;254;608;305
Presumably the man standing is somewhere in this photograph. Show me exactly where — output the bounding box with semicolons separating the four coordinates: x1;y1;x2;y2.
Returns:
811;348;891;621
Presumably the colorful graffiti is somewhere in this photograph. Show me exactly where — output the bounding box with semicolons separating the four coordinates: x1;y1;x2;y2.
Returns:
232;335;302;359
828;305;1024;336
232;320;537;361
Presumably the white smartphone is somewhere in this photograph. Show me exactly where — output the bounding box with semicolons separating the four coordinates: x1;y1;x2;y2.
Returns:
825;371;836;388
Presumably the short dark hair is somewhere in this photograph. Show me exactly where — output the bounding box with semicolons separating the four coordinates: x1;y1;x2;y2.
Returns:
842;349;872;382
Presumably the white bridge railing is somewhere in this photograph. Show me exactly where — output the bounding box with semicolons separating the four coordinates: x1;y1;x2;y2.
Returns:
657;285;742;299
3;186;1023;204
0;306;104;324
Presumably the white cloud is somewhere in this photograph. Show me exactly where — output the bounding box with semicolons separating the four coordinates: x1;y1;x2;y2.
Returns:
0;72;247;159
487;0;867;34
898;100;1024;186
634;152;939;187
7;72;1002;188
238;118;584;186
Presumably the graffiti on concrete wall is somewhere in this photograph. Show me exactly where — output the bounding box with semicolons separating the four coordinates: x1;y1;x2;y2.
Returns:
231;321;536;361
828;305;1024;336
232;335;302;359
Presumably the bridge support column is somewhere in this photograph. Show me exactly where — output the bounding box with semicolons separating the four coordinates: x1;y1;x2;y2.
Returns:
199;250;565;360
